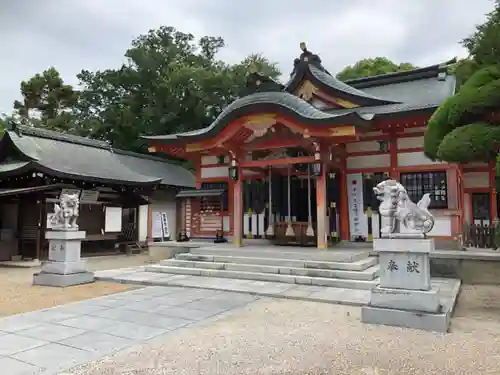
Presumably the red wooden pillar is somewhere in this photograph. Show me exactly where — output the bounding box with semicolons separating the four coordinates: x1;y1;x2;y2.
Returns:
490;160;497;220
194;154;201;189
390;135;400;180
339;145;349;241
316;162;328;249
232;166;244;247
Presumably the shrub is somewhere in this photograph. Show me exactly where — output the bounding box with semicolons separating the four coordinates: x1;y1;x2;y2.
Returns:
437;123;500;162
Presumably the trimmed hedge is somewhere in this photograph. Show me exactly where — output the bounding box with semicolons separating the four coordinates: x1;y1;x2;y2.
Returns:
447;79;500;126
423;97;453;160
437;123;500;163
423;65;500;163
460;65;500;90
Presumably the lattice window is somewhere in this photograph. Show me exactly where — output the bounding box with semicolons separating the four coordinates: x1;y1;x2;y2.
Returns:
201;182;228;211
400;171;448;209
200;197;222;215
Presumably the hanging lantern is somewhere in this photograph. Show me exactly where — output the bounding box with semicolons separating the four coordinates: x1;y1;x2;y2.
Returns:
311;161;322;177
229;159;239;181
311;143;322;177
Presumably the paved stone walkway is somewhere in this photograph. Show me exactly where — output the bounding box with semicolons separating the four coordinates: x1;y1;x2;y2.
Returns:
0;286;259;375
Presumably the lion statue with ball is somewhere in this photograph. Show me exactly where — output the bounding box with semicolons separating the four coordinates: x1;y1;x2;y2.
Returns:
373;179;434;236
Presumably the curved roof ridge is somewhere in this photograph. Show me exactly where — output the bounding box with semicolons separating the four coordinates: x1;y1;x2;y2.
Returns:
142;91;371;142
307;65;400;104
345;58;457;88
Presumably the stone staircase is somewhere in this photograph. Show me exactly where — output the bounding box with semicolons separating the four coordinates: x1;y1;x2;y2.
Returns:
145;246;380;290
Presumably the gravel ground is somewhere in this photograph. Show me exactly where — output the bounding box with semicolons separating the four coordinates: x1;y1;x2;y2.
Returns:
66;284;500;375
0;254;149;316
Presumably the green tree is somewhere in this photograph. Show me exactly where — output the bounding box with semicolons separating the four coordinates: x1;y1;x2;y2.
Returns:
423;0;500;171
336;57;417;81
13;67;78;132
0;115;8;135
462;0;500;67
76;26;281;151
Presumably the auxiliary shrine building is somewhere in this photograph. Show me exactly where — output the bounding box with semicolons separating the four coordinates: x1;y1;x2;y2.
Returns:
145;45;487;249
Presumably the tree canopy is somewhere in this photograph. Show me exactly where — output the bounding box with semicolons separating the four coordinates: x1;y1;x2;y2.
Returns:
10;26;280;153
336;57;417;81
423;0;500;172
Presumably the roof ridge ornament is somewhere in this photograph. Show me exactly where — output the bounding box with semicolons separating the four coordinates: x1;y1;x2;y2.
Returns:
291;42;329;77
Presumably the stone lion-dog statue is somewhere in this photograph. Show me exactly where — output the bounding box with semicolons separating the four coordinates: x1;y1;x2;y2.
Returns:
373;179;434;235
50;193;80;230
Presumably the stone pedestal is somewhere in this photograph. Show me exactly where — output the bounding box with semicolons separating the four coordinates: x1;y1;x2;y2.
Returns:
362;237;451;333
377;238;433;290
33;230;94;287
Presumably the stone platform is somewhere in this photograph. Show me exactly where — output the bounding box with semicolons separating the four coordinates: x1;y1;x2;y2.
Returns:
95;264;460;309
362;237;460;333
361;277;461;333
33;230;95;287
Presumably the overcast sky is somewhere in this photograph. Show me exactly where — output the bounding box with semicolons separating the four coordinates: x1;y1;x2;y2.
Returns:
0;0;495;114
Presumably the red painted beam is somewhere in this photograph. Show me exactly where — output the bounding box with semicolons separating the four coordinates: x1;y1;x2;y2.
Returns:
240;156;315;168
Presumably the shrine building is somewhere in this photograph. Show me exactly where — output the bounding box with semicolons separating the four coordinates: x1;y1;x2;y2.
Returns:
144;44;485;249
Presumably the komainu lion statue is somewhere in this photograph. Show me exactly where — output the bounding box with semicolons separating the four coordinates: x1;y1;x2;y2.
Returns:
373;179;434;235
50;193;80;230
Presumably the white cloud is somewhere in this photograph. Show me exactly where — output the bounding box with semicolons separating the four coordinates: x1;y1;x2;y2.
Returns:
0;0;495;114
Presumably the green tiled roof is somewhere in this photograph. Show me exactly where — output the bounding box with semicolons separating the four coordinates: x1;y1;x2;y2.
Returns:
1;126;195;188
142;91;371;142
142;55;456;145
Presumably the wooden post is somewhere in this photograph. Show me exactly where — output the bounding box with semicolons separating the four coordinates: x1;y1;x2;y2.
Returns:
147;205;153;244
285;166;295;236
490;160;497;221
390;135;400;180
233;166;244;247
36;198;46;260
266;166;274;236
339;146;349;241
316;162;328;249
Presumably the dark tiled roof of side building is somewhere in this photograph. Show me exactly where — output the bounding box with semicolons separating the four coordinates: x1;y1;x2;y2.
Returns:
0;125;195;188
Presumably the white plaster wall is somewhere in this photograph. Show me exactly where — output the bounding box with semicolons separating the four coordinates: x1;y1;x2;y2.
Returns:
201;156;217;165
403;126;426;134
397;136;424;149
397;151;445;167
346;140;380;153
201;166;229;179
361;131;383;138
150;190;178;240
201;155;228;165
463;161;489;168
243;170;261;176
463;171;489;188
138;205;148;242
151;201;176;240
347;154;390;169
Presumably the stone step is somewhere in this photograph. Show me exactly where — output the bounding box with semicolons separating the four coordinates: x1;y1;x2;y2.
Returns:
161;259;380;281
175;253;378;271
145;265;379;290
189;247;369;263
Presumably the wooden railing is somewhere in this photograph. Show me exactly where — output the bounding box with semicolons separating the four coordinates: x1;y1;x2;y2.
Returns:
462;221;500;250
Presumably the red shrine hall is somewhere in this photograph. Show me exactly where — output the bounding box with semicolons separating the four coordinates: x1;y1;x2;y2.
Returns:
143;43;480;249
